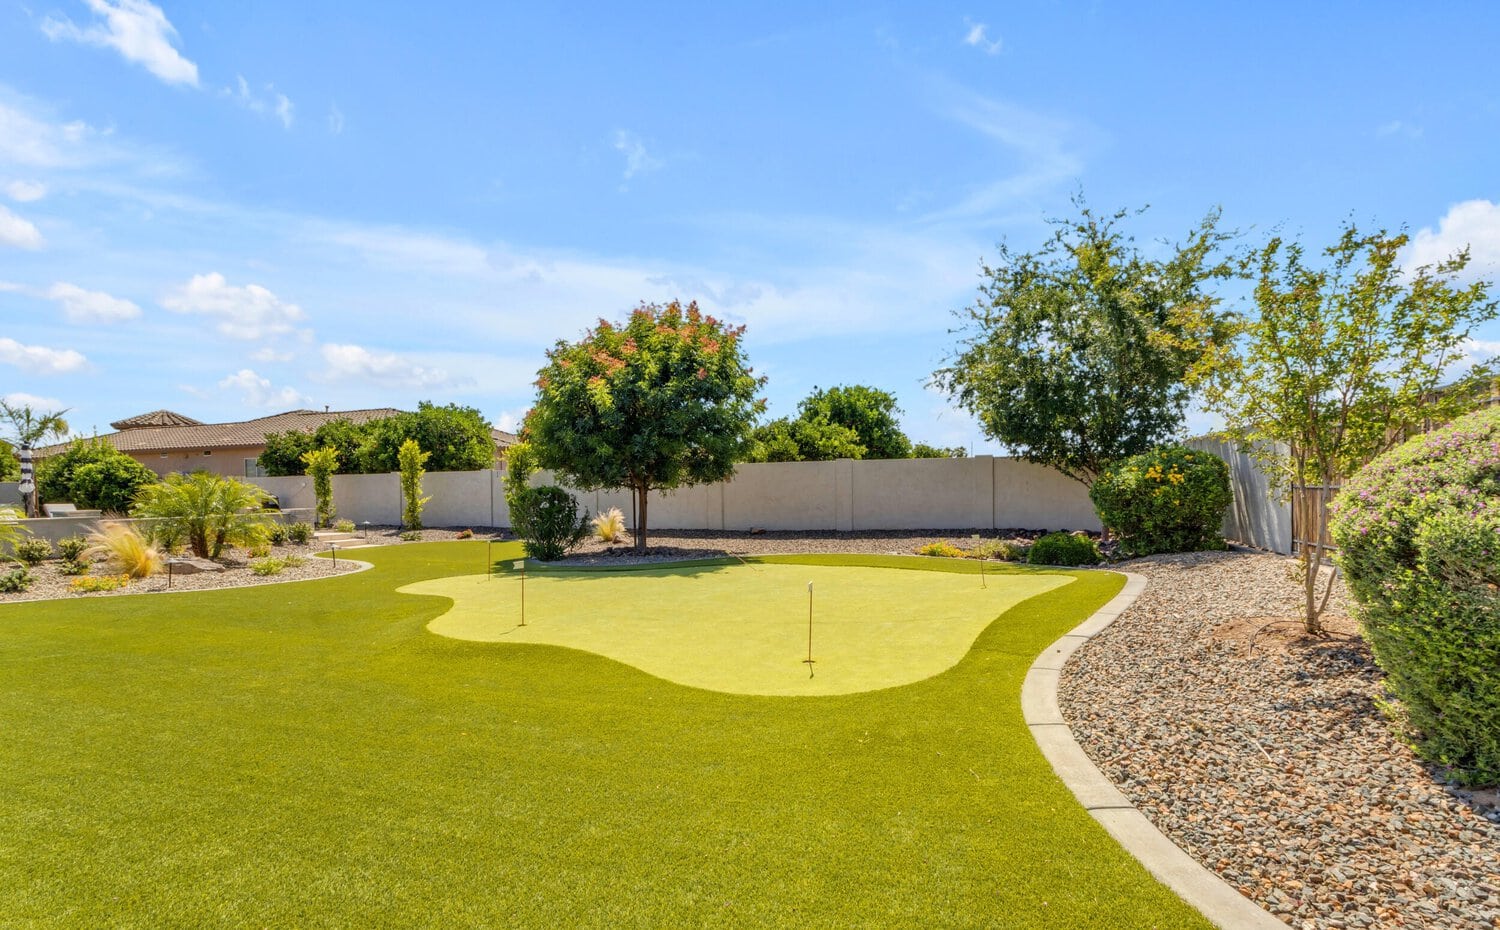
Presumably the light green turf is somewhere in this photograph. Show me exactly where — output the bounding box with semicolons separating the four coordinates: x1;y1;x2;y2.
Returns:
408;562;1072;695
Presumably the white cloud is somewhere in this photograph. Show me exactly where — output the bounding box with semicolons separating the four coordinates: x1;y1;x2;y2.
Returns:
0;337;88;374
46;282;142;323
161;272;306;340
320;225;491;275
2;391;68;412
225;76;295;129
250;346;295;363
327;103;344;136
493;409;525;433
1465;338;1500;358
41;0;199;87
0;205;43;249
218;368;309;408
612;130;663;184
4;180;47;202
962;20;1003;55
1405;200;1500;281
1376;120;1422;139
320;343;452;388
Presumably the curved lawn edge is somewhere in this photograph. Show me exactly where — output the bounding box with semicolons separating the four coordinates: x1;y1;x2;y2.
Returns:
1022;572;1285;930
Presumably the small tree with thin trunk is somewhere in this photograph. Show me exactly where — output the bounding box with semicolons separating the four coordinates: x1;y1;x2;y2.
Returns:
301;447;340;528
397;438;431;531
1200;223;1498;634
525;300;763;552
0;401;69;517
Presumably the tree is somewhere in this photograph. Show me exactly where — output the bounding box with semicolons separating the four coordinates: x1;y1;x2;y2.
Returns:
911;443;967;459
260;418;366;477
746;417;865;463
796;385;912;459
1202;224;1498;634
0;400;69;516
301;447;340;527
526;300;763;552
357;402;495;474
397;439;431;530
34;438;158;513
132;472;275;559
934;200;1235;485
0;440;18;481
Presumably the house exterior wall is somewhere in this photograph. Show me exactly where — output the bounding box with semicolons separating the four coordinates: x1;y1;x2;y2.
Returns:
126;445;269;478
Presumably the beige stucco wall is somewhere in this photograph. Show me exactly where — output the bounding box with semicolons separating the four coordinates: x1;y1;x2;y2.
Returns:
128;445;268;478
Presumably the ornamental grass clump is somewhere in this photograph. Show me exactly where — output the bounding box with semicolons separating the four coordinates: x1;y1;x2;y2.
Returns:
1026;531;1101;566
592;507;627;544
1330;405;1500;786
1089;445;1231;557
84;522;163;579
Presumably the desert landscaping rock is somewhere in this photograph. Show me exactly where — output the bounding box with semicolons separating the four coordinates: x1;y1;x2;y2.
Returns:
1059;550;1500;930
166;556;224;574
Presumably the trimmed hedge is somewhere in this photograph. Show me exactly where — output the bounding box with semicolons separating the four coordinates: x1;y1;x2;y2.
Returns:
1330;406;1500;786
1089;445;1231;557
1026;531;1101;566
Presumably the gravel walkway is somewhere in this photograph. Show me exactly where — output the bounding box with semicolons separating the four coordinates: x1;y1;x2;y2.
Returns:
1060;550;1500;930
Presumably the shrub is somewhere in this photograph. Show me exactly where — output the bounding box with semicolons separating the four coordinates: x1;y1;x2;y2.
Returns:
398;438;431;530
251;557;287;576
267;522;289;545
133;472;275;559
511;485;589;561
915;540;966;559
60;559;90;576
0;506;25;557
85;522;163;579
1027;531;1101;566
13;537;53;566
35;438;157;513
0;566;34;593
301;447;340;528
286;522;314;545
56;535;89;561
334;519;356;534
1330;406;1500;785
1089;445;1231;557
968;539;1028;562
455;528;474;540
400;530;422;542
592;507;627;544
70;574;130;593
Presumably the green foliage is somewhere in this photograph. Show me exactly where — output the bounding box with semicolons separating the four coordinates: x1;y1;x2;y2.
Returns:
914;540;966;558
0;439;18;481
0;401;68;450
259;405;495;477
35;438;157;513
935;200;1234;485
13;537;52;566
1203;223;1499;632
510;485;589;561
796;385;911;460
267;522;289;545
526;300;763;551
301;447;340;528
1026;532;1102;566
397;439;431;530
259;419;362;477
132;472;274;559
0;566;34;592
1330;406;1500;785
0;506;24;558
747;417;864;462
1089;446;1231;557
85;522;163;579
251;557;288;576
56;535;90;575
70;574;130;593
286;522;314;545
334;519;356;534
399;530;422;542
911;443;967;459
969;539;1028;561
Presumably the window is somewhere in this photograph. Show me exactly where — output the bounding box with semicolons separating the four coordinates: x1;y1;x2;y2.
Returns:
245;458;267;478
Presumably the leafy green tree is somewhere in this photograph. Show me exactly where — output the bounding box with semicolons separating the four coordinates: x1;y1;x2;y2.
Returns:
1202;224;1498;633
397;439;431;530
0;440;19;481
0;400;69;516
260;419;365;476
357;402;495;474
747;417;865;463
797;385;912;459
934;200;1235;485
526;300;763;552
132;472;275;559
910;443;967;459
35;438;157;513
301;447;340;527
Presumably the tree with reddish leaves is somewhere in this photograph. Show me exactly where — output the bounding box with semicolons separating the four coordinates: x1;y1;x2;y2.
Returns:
524;300;764;552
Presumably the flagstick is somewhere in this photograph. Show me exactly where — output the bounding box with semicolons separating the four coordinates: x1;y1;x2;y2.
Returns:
803;581;815;678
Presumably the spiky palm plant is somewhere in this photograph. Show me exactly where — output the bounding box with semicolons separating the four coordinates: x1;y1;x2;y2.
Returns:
0;506;28;561
132;472;274;559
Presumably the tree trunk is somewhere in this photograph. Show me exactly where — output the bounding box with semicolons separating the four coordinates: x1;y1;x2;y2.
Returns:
634;483;650;553
1301;483;1326;636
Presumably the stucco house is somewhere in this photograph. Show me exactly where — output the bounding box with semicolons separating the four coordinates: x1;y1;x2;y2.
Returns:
38;408;517;478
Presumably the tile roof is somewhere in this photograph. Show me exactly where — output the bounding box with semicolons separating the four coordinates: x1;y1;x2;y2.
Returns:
42;408;404;455
110;409;205;430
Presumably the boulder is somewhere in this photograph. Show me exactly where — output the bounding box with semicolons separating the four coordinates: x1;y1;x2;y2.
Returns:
167;557;224;575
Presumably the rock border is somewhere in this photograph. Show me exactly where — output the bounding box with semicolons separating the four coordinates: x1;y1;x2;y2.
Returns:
1021;572;1285;930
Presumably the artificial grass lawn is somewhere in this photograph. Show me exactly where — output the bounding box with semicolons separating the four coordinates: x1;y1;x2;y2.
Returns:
411;561;1073;695
0;543;1210;929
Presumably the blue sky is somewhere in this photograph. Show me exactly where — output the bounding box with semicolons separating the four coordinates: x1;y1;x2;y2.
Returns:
2;2;1498;452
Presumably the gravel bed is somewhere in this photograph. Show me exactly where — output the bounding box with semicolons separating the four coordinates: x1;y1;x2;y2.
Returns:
1059;550;1500;929
559;528;1059;565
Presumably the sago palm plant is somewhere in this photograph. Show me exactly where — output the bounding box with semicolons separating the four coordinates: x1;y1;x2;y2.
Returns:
132;472;275;559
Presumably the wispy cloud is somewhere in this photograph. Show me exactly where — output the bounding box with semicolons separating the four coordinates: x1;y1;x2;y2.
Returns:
2;391;69;412
1405;199;1500;281
250;346;295;363
225;76;295;129
962;20;1003;55
218;368;309;408
319;224;492;275
327;103;345;136
47;282;142;323
4;180;47;202
1376;120;1422;140
320;343;454;388
0;337;88;374
0;205;44;249
161;273;307;340
41;0;199;87
612;130;663;185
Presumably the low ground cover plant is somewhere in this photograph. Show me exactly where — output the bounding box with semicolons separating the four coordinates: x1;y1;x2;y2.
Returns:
56;536;90;575
1331;405;1500;786
251;555;306;576
70;574;130;593
0;566;33;593
12;537;52;566
286;522;314;545
915;539;1029;561
1026;531;1101;566
1089;445;1231;557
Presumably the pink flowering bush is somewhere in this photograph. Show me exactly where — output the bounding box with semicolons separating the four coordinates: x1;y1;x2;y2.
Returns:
1330;405;1500;785
1089;445;1231;556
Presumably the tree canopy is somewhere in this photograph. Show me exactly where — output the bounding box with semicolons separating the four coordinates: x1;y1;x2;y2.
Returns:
525;299;763;551
748;417;865;463
796;385;911;459
35;438;158;514
933;199;1235;485
258;403;496;476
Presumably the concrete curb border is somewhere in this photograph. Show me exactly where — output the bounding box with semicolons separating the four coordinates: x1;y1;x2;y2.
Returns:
1022;572;1285;930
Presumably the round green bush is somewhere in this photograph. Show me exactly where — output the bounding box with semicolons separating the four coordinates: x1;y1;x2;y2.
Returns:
36;438;157;513
1330;405;1500;786
1026;531;1101;566
1089;445;1231;557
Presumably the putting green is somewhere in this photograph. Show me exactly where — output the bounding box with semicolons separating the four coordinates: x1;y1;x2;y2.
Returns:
403;561;1072;696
